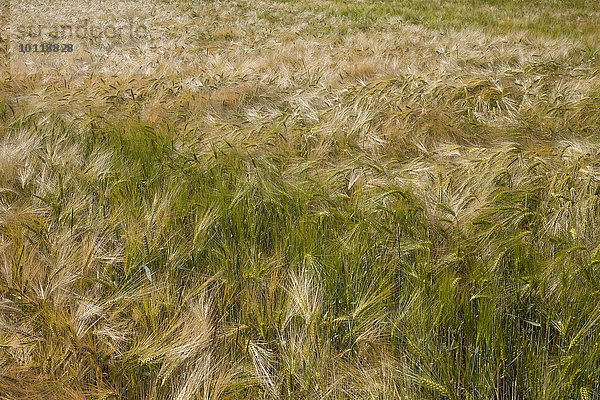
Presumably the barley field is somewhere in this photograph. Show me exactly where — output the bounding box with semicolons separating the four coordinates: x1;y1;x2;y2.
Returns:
1;0;600;399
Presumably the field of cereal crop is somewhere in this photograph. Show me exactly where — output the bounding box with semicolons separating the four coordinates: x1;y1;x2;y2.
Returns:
1;0;600;398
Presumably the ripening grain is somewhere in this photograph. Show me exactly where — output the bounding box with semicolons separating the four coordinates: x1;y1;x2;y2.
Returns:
1;0;600;399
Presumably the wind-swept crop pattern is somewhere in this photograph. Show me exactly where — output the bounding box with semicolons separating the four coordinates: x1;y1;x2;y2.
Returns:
1;0;600;399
